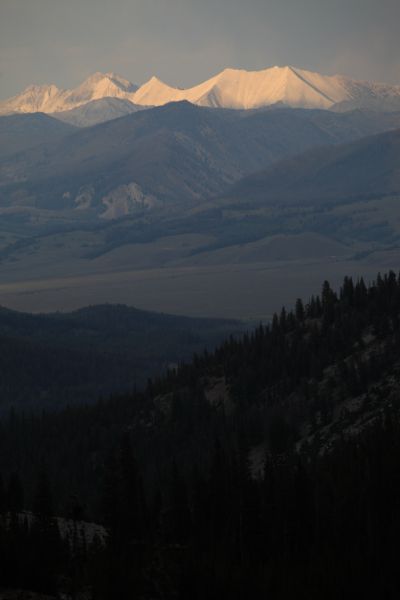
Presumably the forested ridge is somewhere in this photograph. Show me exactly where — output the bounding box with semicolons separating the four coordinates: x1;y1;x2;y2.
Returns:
2;271;400;598
0;304;238;407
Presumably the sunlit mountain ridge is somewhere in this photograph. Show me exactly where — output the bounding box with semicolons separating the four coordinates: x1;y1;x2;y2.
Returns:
2;65;400;116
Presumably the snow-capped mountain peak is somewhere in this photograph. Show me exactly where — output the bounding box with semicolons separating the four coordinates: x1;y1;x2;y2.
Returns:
76;72;137;92
131;66;353;110
1;83;63;114
133;65;399;111
0;72;138;115
132;75;189;106
1;66;400;117
65;72;138;105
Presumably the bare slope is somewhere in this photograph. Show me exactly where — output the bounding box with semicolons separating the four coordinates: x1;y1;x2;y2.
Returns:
227;127;400;207
0;113;76;159
2;103;400;215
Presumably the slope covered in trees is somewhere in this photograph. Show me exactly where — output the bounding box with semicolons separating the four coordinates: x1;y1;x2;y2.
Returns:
0;303;239;407
1;271;400;598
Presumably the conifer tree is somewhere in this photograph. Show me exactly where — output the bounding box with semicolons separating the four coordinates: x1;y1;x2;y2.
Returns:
7;472;24;514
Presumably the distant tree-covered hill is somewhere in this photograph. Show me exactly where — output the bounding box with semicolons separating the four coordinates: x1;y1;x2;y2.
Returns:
0;303;240;407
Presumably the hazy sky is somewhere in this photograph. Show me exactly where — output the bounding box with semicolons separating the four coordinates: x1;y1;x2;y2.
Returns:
1;0;400;99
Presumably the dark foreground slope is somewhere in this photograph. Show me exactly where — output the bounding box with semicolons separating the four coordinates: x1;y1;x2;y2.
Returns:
0;304;239;406
1;271;400;598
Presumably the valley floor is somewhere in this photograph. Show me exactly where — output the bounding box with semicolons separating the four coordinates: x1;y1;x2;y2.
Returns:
1;251;400;319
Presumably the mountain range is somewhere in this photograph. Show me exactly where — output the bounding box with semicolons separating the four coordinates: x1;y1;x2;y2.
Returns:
2;66;400;124
2;102;400;218
2;65;400;317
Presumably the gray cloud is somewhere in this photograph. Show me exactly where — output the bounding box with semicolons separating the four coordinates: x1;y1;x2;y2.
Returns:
1;0;399;100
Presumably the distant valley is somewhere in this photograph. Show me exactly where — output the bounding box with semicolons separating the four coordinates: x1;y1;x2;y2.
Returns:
1;66;400;318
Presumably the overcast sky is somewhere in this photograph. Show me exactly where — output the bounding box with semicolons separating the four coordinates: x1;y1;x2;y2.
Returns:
1;0;400;99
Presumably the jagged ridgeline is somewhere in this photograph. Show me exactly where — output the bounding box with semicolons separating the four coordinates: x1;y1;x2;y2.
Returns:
1;270;400;598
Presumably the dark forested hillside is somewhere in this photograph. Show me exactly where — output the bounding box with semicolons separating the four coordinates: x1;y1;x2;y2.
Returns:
1;270;400;598
0;304;240;407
